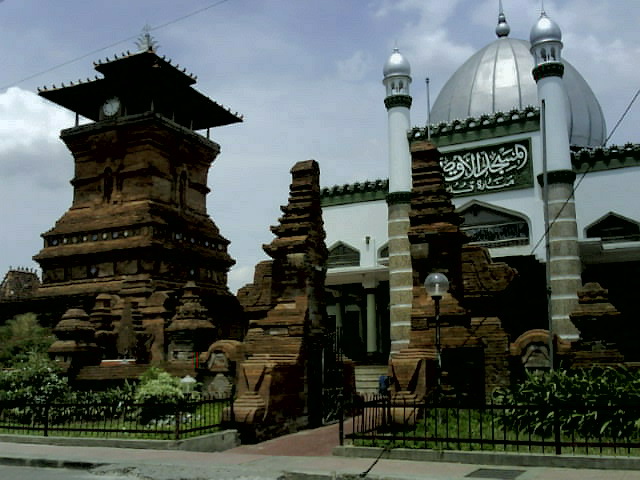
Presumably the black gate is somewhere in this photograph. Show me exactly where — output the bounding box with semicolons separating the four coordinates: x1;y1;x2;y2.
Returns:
320;328;345;424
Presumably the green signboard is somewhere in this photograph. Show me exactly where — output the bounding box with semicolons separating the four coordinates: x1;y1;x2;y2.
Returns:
441;139;533;196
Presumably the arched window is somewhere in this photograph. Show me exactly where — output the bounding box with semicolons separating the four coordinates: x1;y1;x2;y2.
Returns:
103;167;113;203
458;201;529;247
327;243;360;268
586;213;640;243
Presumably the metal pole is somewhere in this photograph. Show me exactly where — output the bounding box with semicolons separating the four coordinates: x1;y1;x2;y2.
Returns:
426;77;431;140
435;296;441;401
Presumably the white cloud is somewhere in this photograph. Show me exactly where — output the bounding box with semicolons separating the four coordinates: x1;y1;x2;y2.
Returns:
337;50;374;82
228;265;257;295
0;87;72;153
0;87;75;280
374;0;462;21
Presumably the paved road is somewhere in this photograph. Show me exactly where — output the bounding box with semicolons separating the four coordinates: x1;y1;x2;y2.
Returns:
3;423;640;480
0;464;134;480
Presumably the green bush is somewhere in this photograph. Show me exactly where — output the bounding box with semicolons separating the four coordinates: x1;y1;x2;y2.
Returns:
0;353;69;404
0;353;70;424
134;367;185;424
0;313;54;367
494;367;640;439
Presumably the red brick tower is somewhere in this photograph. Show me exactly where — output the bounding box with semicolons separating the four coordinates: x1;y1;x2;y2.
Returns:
34;47;241;305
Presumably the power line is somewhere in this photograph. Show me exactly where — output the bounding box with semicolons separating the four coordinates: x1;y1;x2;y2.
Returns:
605;87;640;145
149;0;230;31
529;86;640;256
0;0;232;92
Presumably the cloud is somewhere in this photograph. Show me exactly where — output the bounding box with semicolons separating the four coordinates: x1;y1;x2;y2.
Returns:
337;50;374;82
0;87;72;151
0;87;76;279
374;0;461;21
0;88;74;188
227;265;257;295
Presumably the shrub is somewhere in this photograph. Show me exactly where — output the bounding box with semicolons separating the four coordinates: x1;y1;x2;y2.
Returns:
494;367;640;439
134;367;185;424
0;353;68;404
0;353;70;424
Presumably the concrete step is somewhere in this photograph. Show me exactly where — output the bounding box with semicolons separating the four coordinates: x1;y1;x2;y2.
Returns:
354;364;388;395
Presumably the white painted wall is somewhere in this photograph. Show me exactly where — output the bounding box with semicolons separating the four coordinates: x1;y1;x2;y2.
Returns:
322;199;388;269
575;166;640;238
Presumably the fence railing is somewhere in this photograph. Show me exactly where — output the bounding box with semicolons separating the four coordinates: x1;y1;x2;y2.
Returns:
342;395;640;457
0;395;231;440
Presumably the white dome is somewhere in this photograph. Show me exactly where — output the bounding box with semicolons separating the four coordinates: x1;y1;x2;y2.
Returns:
430;37;606;147
383;47;411;78
530;12;562;45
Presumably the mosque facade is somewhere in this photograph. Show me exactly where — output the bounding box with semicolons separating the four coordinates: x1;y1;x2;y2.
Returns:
321;6;640;371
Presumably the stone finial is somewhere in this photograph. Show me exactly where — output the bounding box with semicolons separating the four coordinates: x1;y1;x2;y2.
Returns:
166;282;216;361
570;282;621;343
167;281;216;333
49;307;100;368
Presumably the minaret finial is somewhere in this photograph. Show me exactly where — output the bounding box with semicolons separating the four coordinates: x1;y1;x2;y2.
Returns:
541;0;546;15
135;25;159;53
496;0;510;38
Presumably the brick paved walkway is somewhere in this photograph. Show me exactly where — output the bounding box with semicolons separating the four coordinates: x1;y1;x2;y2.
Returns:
227;420;346;456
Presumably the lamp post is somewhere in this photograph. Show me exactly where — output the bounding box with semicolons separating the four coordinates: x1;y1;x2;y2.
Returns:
424;272;449;400
180;375;197;397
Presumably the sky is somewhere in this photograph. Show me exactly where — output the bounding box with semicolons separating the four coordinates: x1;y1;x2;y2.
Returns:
0;0;638;294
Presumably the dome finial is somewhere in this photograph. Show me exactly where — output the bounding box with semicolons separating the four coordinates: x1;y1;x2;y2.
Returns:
496;0;510;38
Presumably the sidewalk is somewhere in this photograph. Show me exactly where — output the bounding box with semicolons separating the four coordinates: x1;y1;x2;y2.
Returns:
1;427;640;480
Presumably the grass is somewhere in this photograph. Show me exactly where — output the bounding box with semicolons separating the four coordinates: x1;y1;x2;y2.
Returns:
349;404;640;457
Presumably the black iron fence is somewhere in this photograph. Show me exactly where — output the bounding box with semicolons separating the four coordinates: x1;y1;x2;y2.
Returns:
342;394;640;457
0;395;231;440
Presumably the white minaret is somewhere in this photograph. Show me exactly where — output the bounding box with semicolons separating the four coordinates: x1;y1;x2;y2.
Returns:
530;10;581;340
383;48;413;354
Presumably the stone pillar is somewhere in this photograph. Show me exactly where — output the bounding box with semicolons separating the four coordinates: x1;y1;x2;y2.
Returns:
387;199;413;354
546;172;581;338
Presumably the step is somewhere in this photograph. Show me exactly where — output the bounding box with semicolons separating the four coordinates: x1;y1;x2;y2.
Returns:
354;364;388;395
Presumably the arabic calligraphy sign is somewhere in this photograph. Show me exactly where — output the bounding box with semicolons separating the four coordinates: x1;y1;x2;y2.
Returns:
441;139;532;196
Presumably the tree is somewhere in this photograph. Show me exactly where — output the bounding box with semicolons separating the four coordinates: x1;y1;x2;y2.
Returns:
0;313;54;366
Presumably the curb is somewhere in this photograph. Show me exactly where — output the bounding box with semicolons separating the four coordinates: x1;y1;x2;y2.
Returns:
333;445;640;471
0;456;104;470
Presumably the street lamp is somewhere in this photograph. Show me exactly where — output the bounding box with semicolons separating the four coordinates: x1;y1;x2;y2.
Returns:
424;272;449;400
180;375;197;396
